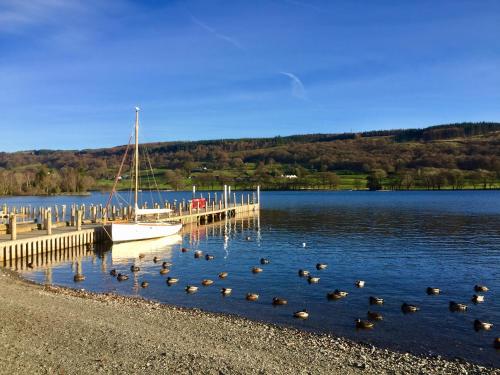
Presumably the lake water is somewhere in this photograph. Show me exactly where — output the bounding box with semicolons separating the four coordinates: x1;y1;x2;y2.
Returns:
2;191;499;367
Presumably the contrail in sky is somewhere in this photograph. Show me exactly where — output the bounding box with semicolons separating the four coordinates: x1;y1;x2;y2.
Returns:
190;14;244;50
280;71;308;100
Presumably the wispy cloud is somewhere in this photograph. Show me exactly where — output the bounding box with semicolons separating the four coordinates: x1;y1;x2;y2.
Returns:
280;71;308;100
190;14;244;51
0;0;82;32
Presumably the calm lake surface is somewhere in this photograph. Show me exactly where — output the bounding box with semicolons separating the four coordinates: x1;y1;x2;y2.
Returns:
2;191;499;366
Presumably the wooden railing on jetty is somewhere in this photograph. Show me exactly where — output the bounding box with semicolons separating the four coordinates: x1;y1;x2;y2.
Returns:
0;186;260;264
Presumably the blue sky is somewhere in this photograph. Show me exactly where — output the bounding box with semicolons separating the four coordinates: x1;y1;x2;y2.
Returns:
1;0;499;151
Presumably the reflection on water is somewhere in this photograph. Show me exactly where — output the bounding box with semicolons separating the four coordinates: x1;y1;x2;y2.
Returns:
5;191;500;367
111;235;182;263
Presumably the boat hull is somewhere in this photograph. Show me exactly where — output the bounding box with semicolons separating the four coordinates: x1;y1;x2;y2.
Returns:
111;222;182;243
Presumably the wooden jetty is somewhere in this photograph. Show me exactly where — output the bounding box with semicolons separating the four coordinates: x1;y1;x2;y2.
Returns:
0;186;260;265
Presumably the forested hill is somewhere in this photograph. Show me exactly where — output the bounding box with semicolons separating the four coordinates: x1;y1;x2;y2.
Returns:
1;122;499;194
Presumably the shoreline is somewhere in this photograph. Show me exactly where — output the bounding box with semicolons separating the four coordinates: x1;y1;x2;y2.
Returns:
0;269;497;374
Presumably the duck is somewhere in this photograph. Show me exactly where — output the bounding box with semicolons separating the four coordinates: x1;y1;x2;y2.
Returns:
141;281;149;288
246;236;251;241
181;247;189;253
221;288;232;296
449;301;467;312
272;297;288;306
426;287;440;295
185;285;198;293
474;285;488;293
355;280;365;288
308;276;320;284
153;256;159;263
160;268;170;275
316;263;327;270
252;267;263;274
138;253;145;259
110;269;117;277
367;311;383;321
298;269;310;277
401;303;420;313
205;254;214;261
162;262;171;269
327;290;348;300
472;294;485;303
130;265;140;272
73;274;85;282
494;338;500;349
369;297;384;305
474;319;493;331
194;250;203;259
356;319;374;329
166;277;179;285
218;272;228;279
201;279;214;286
294;310;309;319
260;258;270;265
117;273;129;281
27;262;34;269
246;293;259;301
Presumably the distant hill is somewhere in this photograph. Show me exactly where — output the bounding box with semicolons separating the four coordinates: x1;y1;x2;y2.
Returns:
0;122;499;194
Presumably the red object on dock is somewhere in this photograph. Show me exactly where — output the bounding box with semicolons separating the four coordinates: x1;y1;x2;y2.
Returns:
191;198;206;209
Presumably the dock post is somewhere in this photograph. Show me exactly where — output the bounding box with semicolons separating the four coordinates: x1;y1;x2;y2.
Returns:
257;185;260;205
77;210;82;231
46;209;52;235
10;214;17;241
62;205;66;223
223;185;228;209
228;186;231;204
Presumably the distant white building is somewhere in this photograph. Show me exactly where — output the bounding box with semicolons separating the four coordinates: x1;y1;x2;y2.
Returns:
282;174;298;179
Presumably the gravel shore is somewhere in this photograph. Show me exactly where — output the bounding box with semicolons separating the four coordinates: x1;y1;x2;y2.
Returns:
0;270;497;374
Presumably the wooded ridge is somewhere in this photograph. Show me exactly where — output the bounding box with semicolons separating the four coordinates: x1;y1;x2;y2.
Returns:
1;122;499;194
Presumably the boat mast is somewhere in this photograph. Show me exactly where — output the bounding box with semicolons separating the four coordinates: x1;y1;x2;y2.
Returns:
134;107;140;222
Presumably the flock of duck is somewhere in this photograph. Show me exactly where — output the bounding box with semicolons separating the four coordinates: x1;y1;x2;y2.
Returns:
73;243;499;351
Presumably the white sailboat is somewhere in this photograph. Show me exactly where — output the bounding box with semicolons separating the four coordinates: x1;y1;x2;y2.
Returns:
110;107;182;243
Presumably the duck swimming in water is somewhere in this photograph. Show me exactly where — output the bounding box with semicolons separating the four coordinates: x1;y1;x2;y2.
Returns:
246;293;259;301
153;256;159;263
205;254;214;261
181;247;189;253
356;319;374;329
221;288;232;296
474;319;493;331
426;287;440;295
162;262;171;269
449;301;467;312
355;280;365;288
472;294;485;303
117;273;129;281
272;297;288;306
298;269;310;277
307;276;320;284
166;277;179;285
110;269;117;277
201;279;214;286
218;272;228;279
160;268;170;275
327;290;348;300
194;250;203;259
260;258;270;265
73;274;85;282
185;285;198;293
316;263;327;270
141;281;149;288
369;296;384;305
474;285;488;293
401;303;420;313
130;265;140;272
252;267;263;274
294;310;309;319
